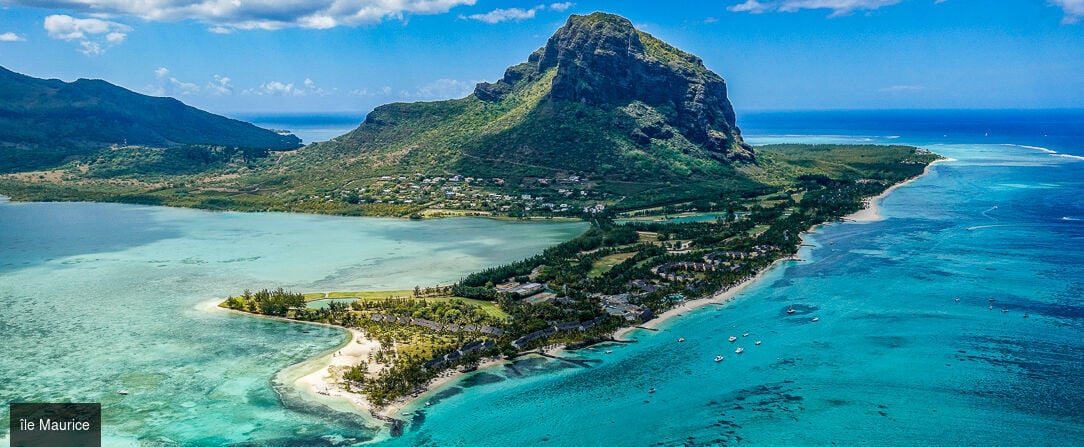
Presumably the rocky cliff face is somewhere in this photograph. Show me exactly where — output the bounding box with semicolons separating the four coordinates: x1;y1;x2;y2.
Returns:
475;12;752;161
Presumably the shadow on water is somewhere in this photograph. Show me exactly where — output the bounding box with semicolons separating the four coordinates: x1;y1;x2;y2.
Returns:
0;202;183;273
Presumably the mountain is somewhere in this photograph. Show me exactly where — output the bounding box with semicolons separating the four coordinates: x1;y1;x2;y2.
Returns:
0;66;301;172
299;12;753;191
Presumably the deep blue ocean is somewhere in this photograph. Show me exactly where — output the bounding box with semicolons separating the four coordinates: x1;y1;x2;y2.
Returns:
237;113;364;144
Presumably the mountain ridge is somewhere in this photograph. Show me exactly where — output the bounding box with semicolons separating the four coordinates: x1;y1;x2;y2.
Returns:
302;12;753;187
0;65;301;172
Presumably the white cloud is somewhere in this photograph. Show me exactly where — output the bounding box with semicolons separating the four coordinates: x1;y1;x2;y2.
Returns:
401;78;476;100
1051;0;1084;24
729;0;771;13
0;32;26;42
149;67;203;96
728;0;902;16
207;75;233;95
13;1;477;32
44;14;132;56
549;2;574;12
464;6;543;24
245;78;331;96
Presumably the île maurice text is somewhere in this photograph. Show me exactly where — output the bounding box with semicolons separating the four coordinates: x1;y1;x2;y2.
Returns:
18;418;93;431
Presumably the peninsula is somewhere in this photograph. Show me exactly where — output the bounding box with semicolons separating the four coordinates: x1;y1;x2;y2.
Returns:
1;11;941;427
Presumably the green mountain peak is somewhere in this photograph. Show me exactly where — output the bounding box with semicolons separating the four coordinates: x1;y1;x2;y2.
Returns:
311;12;752;186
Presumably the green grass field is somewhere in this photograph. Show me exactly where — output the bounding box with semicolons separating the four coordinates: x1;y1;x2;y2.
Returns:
303;290;509;319
589;252;638;278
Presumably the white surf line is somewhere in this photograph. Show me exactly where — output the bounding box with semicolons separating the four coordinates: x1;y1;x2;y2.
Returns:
1001;143;1084;161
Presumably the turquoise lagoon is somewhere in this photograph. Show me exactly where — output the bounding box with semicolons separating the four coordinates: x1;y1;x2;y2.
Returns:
0;206;585;445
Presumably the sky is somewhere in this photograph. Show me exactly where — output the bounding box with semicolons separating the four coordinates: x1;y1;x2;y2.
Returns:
0;0;1082;117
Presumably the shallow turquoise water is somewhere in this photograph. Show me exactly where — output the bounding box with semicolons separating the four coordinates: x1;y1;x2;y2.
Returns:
387;143;1083;446
0;205;585;445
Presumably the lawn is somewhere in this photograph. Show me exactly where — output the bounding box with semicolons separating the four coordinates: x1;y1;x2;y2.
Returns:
309;290;509;319
589;251;638;278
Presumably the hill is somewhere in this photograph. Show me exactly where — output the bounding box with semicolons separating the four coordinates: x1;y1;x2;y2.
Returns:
0;65;301;172
287;12;757;208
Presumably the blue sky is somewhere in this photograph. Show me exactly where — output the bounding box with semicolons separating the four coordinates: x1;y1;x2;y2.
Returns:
1;0;1082;116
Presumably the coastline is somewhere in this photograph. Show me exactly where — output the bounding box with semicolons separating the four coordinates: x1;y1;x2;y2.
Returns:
613;255;798;341
845;157;956;222
250;155;953;430
282;327;384;417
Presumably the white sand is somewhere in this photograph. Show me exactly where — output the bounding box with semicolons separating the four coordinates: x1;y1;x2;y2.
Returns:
846;157;956;223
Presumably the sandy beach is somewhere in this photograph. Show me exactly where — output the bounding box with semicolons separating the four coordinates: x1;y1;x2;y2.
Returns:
846;157;956;222
614;255;798;341
288;327;384;415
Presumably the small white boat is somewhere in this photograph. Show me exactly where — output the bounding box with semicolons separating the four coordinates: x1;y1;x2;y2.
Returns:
117;390;129;395
728;336;737;342
735;347;744;354
755;340;762;346
714;355;724;362
742;333;749;337
605;350;613;354
649;387;656;393
954;297;960;302
787;308;796;314
426;401;432;407
811;317;819;322
678;337;685;343
1001;309;1009;313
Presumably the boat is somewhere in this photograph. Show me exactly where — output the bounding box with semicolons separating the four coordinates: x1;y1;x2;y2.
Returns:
649;387;656;393
787;308;795;314
605;350;613;354
989;298;997;302
426;401;432;407
1001;308;1009;313
954;297;960;302
1023;314;1029;319
811;317;819;322
742;333;749;337
728;336;737;342
678;337;685;343
755;340;762;346
714;355;724;362
117;390;129;395
735;347;744;354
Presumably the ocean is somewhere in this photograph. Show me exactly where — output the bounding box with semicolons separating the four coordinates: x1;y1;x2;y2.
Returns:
2;109;1082;446
236;113;365;144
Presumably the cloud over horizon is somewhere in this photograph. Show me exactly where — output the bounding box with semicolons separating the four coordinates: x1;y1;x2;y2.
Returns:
13;0;478;31
462;3;576;24
1;32;27;42
1050;0;1084;24
44;14;131;56
728;0;903;16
